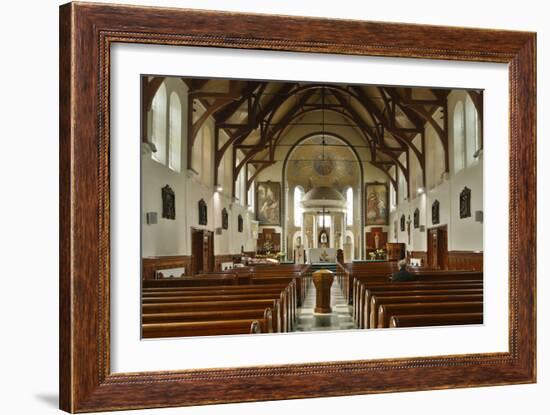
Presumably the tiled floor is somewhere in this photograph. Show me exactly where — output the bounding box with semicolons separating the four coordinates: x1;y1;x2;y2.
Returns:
295;279;357;332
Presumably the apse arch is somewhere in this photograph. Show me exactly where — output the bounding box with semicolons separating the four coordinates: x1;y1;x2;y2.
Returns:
281;131;365;261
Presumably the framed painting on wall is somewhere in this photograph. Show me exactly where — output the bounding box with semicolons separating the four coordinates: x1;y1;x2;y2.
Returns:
59;2;536;413
365;182;389;225
256;181;281;225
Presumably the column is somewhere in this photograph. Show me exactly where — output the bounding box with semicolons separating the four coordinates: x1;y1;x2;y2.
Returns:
312;214;318;248
328;213;337;248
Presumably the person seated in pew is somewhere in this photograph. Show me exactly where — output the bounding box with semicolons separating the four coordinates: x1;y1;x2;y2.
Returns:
389;260;416;282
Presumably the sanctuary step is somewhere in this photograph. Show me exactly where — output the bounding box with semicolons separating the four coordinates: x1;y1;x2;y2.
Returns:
309;263;338;274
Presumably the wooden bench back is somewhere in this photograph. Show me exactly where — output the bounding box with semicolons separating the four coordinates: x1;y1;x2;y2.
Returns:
378;301;483;328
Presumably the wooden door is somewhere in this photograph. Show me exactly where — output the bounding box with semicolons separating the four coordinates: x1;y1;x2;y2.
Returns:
191;229;203;275
203;230;214;273
437;227;448;269
427;228;439;269
427;226;448;269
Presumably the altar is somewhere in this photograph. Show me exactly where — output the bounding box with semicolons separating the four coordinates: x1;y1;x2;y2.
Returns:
308;248;337;264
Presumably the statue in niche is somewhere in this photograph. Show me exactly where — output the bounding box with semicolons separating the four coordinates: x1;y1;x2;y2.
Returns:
198;199;207;225
237;214;243;232
413;208;420;229
221;208;228;230
460;187;472;219
432;200;440;225
161;185;175;220
319;229;329;247
374;233;380;249
400;214;405;232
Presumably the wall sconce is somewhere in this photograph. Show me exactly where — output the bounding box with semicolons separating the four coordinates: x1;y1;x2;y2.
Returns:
146;212;158;225
475;210;483;223
417;187;425;195
215;184;223;192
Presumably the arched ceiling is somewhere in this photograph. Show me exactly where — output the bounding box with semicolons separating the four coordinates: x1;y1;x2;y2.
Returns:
142;77;482;198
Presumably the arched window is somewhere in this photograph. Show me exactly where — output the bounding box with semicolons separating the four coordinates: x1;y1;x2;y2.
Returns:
346;187;353;226
453;100;466;173
151;83;167;165
294;186;304;226
465;95;479;167
168;92;181;172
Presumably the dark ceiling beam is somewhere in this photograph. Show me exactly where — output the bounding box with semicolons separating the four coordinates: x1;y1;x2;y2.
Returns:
262;103;408;178
219;83;296;196
402;87;446;106
351;86;422;165
213;82;263;124
246;162;274;191
233;89;316;195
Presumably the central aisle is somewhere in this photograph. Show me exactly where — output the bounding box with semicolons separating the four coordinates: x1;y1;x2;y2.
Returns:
295;278;356;331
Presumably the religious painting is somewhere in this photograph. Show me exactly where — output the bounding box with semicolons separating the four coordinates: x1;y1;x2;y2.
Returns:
365;182;388;225
198;198;207;225
221;208;228;230
414;208;420;229
161;185;175;220
256;181;281;225
460;187;472;218
432;200;440;225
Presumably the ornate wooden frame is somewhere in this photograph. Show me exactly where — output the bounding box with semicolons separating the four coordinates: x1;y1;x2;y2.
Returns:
59;2;536;412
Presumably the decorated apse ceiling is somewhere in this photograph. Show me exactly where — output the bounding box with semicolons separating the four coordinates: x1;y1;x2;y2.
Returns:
286;136;360;192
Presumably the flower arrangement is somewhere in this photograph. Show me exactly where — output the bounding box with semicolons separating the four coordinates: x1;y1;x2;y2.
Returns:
369;249;387;260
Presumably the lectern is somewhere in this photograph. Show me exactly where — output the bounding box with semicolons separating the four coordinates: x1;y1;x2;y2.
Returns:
312;269;334;313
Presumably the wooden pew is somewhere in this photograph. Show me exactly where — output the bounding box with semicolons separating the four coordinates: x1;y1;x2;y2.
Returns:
377;301;483;328
142;298;281;331
142;292;284;303
142;264;306;337
143;275;237;288
362;287;483;328
142;279;295;333
369;294;483;329
358;281;483;327
143;308;273;334
389;313;483;328
142;319;263;338
352;271;483;320
142;283;289;294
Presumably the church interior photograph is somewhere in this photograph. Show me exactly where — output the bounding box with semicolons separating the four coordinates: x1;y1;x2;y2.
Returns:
140;76;484;339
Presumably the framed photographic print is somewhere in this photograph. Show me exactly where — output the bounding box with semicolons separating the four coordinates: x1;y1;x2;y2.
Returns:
59;2;536;413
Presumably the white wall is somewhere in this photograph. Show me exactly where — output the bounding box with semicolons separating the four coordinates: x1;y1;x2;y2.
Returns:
388;91;483;253
2;1;546;415
141;79;256;257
